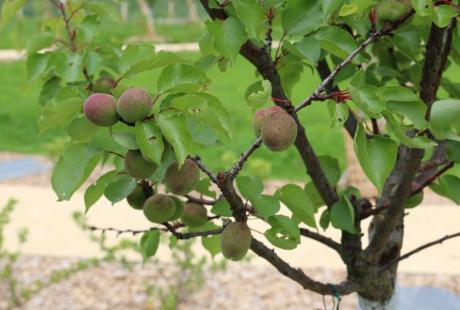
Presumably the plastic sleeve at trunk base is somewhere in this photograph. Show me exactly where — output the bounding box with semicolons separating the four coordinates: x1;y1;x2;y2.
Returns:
357;283;400;310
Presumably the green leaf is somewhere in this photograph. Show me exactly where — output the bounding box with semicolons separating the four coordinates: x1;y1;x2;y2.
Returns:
354;124;398;192
140;230;160;263
433;4;457;28
430;175;460;205
135;121;164;165
158;64;207;93
202;233;221;258
384;112;436;149
282;0;323;36
236;175;264;202
124;51;184;77
195;178;216;198
104;175;137;205
405;192;424;209
446;141;460;163
315;26;358;59
430;100;460;141
252;195;280;218
157;111;193;166
319;208;330;230
26;32;55;54
349;84;385;117
265;215;301;250
211;200;233;217
339;0;373;16
53;53;83;82
84;170;118;213
171;93;232;142
27;53;49;82
318;155;341;186
247;80;272;111
231;0;266;40
275;184;316;228
119;44;155;74
331;196;357;234
304;182;324;209
206;17;248;60
411;0;433;17
0;0;27;29
38;97;83;133
111;132;138;150
378;86;427;128
291;36;321;64
52;143;102;201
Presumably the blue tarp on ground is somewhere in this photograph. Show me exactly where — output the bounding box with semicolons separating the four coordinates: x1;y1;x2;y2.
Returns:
0;159;49;180
398;287;460;310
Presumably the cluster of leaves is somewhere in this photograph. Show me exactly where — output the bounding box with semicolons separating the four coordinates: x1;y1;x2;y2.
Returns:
8;0;460;262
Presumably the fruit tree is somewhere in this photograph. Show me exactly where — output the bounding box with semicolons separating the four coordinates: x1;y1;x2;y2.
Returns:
7;0;460;309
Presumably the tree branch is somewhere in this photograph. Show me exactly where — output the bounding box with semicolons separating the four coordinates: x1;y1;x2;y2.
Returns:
85;223;224;240
360;160;454;220
250;238;358;295
411;160;454;196
227;137;262;178
381;231;460;270
199;0;339;208
184;194;222;205
300;228;342;253
361;146;424;263
361;18;456;265
163;222;224;239
294;10;415;113
188;156;218;184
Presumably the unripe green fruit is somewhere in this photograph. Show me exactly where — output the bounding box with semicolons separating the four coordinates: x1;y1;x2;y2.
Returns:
169;197;185;221
127;184;153;210
253;106;284;136
376;0;412;23
221;222;252;261
93;76;117;94
83;93;119;127
181;203;207;227
67;116;99;142
164;159;200;194
261;111;297;152
143;194;176;223
117;88;153;123
124;150;158;179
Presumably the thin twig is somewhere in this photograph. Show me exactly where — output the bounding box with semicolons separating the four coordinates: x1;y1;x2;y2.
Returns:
163;222;224;239
227;138;262;179
411;160;454;196
188;156;218;184
295;10;415;113
360;160;454;220
184;194;222;205
381;231;460;270
300;228;342;253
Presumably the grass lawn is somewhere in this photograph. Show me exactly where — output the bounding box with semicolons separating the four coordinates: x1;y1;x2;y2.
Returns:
0;52;345;181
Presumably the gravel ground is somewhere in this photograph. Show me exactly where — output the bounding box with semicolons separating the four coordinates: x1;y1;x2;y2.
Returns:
1;255;459;310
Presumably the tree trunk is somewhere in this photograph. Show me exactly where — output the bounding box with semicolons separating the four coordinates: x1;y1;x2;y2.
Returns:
136;0;157;38
186;0;199;22
356;214;404;309
358;285;400;310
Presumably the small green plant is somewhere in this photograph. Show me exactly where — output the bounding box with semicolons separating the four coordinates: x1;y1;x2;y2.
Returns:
0;199;28;308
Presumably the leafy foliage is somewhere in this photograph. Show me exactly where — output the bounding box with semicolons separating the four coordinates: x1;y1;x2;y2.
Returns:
9;0;460;276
